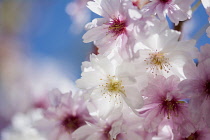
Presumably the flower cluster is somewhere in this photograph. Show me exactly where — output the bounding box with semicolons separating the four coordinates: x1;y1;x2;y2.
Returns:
2;0;210;140
75;0;210;139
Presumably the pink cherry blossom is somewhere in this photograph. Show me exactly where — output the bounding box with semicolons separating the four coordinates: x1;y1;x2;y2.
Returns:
141;0;194;25
72;112;123;140
174;120;210;140
35;89;93;140
139;75;193;137
83;0;141;57
179;59;210;128
177;128;210;140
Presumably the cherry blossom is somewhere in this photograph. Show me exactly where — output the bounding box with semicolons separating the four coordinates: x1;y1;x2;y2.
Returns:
76;54;144;119
141;0;194;25
134;29;198;78
174;120;210;140
139;75;194;137
82;0;141;56
35;89;93;140
2;0;210;139
179;59;210;127
72;112;123;140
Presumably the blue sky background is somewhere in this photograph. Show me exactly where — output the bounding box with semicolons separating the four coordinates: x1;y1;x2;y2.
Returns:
14;0;210;80
17;0;93;80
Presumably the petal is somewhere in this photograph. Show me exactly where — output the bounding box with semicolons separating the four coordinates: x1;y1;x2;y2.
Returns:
82;24;108;43
72;125;98;140
76;71;104;89
160;30;180;52
182;61;198;79
48;89;62;107
168;4;189;25
156;3;166;20
201;0;210;9
59;132;72;140
123;86;144;109
90;90;120;119
87;0;103;16
141;2;158;17
85;18;107;30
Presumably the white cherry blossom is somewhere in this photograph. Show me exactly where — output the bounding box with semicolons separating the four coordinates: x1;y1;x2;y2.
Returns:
76;54;143;119
134;29;198;78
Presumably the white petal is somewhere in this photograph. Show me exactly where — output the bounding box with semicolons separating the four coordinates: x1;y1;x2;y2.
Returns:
76;71;104;89
175;40;197;57
91;95;116;119
87;0;103;16
123;87;144;110
85;18;106;30
201;0;210;9
90;55;116;76
82;24;108;43
160;30;180;52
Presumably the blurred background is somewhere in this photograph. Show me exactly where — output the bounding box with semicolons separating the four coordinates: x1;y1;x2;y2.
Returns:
0;0;93;79
0;0;94;134
0;0;209;138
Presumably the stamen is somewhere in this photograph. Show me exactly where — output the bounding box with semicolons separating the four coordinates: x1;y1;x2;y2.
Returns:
204;80;210;98
160;0;171;3
145;50;171;74
62;115;85;133
98;75;126;103
108;18;126;36
160;99;185;119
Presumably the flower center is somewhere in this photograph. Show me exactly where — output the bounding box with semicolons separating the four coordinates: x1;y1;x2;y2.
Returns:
185;132;199;140
99;75;126;98
204;80;210;96
160;0;170;3
132;1;139;7
107;78;123;93
145;51;171;74
62;115;85;132
108;18;126;36
161;99;185;119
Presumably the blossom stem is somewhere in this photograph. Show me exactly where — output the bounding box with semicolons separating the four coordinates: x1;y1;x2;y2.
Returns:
192;0;201;12
192;23;209;40
174;21;185;40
